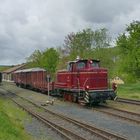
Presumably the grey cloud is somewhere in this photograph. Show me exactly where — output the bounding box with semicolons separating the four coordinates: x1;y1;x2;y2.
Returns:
75;0;139;23
0;0;140;65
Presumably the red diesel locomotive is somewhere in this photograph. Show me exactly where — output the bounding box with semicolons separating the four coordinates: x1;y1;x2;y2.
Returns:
13;59;116;105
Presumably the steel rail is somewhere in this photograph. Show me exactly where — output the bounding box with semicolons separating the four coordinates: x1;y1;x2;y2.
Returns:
14;95;111;140
117;97;140;105
12;98;87;140
41;106;127;140
94;105;140;124
104;105;140;116
15;95;127;140
1;88;127;140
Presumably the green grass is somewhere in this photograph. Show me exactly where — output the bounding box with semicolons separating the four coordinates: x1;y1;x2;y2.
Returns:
117;82;140;100
0;97;32;140
0;66;12;72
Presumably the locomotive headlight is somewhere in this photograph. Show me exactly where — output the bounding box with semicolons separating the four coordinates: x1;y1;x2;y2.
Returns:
85;85;89;90
89;60;93;64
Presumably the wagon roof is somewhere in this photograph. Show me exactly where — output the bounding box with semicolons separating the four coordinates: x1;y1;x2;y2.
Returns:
14;68;46;73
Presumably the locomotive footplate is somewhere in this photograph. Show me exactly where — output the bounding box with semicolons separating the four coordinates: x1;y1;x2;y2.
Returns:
54;88;116;105
85;89;116;104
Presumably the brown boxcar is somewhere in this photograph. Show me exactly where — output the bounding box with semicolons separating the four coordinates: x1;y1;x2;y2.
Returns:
13;68;52;92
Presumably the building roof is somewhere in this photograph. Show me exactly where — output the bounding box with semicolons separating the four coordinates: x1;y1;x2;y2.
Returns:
2;64;26;74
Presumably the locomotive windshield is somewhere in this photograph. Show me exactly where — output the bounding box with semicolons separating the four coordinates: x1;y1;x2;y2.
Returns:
90;61;99;68
67;63;73;71
67;59;99;71
67;61;86;71
89;60;99;68
77;62;86;69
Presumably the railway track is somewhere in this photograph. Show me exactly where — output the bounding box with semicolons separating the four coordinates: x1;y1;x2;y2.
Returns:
116;97;140;105
93;105;140;124
1;88;127;140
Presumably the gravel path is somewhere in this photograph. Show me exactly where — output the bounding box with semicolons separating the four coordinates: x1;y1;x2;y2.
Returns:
1;82;140;140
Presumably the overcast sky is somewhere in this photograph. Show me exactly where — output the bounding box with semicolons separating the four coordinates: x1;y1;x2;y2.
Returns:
0;0;140;65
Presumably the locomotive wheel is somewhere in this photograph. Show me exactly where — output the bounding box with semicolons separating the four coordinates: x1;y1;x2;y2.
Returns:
93;102;100;105
73;94;78;103
16;83;19;87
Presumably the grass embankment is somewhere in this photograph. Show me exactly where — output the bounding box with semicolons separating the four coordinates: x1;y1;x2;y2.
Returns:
0;97;32;140
117;82;140;100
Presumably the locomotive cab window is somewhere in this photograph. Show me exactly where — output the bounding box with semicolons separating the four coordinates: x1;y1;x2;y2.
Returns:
91;61;99;68
90;61;99;68
67;63;73;71
77;62;86;70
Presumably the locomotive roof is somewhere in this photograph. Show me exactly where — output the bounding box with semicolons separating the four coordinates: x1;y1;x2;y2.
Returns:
14;68;46;73
68;59;100;64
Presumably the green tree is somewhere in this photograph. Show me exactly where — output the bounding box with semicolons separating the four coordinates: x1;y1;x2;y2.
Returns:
26;48;59;78
92;28;111;49
63;28;111;60
116;21;140;82
64;28;93;59
26;50;43;68
42;48;59;77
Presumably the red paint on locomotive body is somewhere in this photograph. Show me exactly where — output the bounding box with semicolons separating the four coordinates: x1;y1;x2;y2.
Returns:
55;59;108;91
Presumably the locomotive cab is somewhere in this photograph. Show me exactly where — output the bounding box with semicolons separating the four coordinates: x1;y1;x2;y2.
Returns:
66;59;108;90
67;59;99;72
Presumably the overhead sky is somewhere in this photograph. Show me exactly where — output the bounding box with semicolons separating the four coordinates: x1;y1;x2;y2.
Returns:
0;0;140;65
